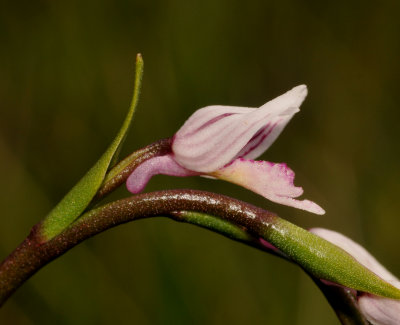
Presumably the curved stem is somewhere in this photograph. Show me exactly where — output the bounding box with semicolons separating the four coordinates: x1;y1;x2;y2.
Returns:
0;190;275;307
95;137;172;200
0;190;370;324
175;213;368;325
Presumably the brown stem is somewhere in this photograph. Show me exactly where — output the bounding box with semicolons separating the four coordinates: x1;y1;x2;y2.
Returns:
313;280;370;325
95;137;172;200
0;190;276;307
0;190;370;324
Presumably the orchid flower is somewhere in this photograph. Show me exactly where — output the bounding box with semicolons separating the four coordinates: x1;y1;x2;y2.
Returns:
310;228;400;325
127;85;325;215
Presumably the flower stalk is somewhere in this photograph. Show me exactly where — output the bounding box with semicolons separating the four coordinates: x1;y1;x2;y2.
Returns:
0;189;277;306
1;190;399;310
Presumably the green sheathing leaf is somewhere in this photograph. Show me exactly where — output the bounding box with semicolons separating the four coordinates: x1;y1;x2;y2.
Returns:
108;55;143;168
175;211;253;242
267;218;400;299
40;54;144;240
180;211;400;299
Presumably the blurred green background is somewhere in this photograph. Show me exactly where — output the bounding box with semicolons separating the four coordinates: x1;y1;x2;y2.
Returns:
1;0;400;324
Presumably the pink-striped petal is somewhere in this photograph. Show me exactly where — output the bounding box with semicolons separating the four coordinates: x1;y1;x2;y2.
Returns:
125;85;324;215
212;158;325;215
172;85;307;173
126;154;199;193
237;85;307;160
310;228;400;325
175;105;254;138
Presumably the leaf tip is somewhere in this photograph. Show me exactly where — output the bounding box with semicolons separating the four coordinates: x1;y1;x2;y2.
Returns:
136;53;144;71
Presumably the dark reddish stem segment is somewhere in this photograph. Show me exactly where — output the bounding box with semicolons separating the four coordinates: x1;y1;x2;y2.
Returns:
313;281;370;325
0;190;369;324
95;138;172;200
0;190;276;307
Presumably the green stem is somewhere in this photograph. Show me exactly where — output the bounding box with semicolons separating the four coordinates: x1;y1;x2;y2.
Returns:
170;211;287;260
176;211;370;325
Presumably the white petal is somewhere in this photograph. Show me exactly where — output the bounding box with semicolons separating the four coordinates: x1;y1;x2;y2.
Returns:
175;105;254;138
172;85;307;173
238;85;307;160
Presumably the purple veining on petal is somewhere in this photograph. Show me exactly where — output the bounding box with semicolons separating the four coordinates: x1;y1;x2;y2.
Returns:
242;118;289;160
193;115;269;168
173;85;307;173
310;228;400;325
238;108;299;161
126;85;324;214
184;113;235;137
176;105;254;139
126;154;199;194
236;123;273;158
173;112;260;172
212;158;325;215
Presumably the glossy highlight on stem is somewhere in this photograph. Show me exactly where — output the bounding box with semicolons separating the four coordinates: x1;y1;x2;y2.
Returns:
1;190;399;308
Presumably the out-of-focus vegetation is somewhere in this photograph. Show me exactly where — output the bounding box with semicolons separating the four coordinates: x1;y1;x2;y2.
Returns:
1;1;399;324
